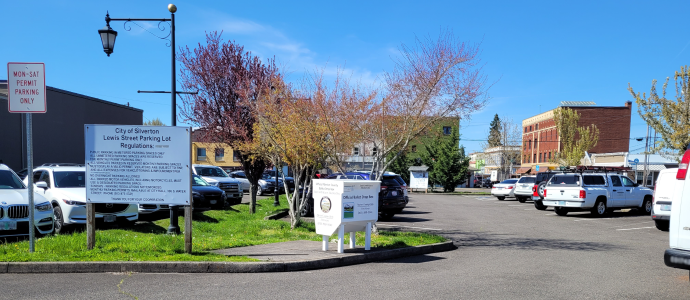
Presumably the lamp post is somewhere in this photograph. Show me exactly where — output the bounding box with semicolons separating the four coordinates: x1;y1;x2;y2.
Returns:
98;4;183;235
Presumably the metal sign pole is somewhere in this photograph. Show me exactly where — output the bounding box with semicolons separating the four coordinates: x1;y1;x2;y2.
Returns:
26;113;35;252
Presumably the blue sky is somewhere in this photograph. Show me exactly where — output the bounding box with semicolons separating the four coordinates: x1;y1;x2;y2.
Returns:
2;0;689;154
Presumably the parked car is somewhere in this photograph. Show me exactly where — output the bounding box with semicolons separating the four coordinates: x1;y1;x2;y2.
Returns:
541;172;653;216
257;172;280;196
491;179;518;200
388;173;409;202
0;164;54;237
652;168;678;231
532;171;558;210
513;176;536;203
24;166;138;233
264;171;296;193
192;164;243;205
481;178;493;188
228;171;251;193
664;148;690;272
192;175;227;210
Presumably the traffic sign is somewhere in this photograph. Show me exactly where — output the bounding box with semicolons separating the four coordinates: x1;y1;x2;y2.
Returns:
536;165;540;172
7;62;46;113
634;158;639;164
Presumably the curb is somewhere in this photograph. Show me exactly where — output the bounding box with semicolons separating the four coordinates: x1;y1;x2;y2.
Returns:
0;241;455;274
263;209;289;220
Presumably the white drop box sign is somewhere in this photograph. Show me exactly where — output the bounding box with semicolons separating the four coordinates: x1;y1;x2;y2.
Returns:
84;125;191;205
409;171;429;189
313;179;379;236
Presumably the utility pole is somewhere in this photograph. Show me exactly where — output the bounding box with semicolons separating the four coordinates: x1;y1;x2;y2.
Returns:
643;125;650;187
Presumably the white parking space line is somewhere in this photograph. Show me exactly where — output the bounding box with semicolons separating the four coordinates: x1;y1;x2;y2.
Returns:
616;226;656;231
573;218;615;221
524;209;533;210
508;205;524;206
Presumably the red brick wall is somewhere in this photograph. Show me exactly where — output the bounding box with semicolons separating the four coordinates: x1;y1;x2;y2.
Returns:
573;106;631;153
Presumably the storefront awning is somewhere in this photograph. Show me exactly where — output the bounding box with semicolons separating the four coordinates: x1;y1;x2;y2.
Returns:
515;167;532;174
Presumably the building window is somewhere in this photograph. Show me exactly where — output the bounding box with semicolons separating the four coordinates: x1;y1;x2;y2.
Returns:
539;153;542;163
529;125;532;132
353;147;360;156
215;148;225;161
197;148;207;161
536;123;539;130
533;154;537;164
528;140;531;149
443;126;452;135
411;145;417;153
548;152;551;160
233;150;241;162
372;147;378;156
524;127;527;133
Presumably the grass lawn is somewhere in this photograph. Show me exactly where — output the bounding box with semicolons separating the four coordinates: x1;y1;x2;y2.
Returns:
0;197;445;262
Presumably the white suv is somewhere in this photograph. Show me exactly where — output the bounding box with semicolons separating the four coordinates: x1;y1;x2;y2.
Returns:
192;165;243;205
651;168;677;231
25;166;138;234
514;176;536;203
0;164;54;237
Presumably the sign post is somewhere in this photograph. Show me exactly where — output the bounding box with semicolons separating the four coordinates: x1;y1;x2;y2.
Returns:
7;62;47;253
84;125;192;252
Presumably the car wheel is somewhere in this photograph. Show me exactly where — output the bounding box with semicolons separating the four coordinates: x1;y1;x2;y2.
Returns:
235;198;243;205
534;200;547;210
300;201;311;217
497;196;506;201
518;197;526;203
591;199;608;217
53;205;66;234
537;182;547;198
554;206;568;216
655;220;670;231
639;197;652;215
379;212;395;220
256;188;263;196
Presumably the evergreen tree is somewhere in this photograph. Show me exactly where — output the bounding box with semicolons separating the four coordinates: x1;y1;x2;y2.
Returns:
488;114;502;147
423;127;470;192
386;150;412;184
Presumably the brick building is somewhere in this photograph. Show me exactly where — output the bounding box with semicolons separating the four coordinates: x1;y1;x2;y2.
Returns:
519;101;632;172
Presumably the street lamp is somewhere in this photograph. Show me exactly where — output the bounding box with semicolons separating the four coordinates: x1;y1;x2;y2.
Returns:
98;4;183;235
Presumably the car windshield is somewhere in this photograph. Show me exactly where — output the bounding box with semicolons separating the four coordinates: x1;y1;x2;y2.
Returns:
54;171;86;188
500;179;518;184
517;177;536;183
233;172;247;179
0;170;25;189
548;175;581;186
261;173;275;180
193;175;210;186
381;178;400;186
196;167;228;177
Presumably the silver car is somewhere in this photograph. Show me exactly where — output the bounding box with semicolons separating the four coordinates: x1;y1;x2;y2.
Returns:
513;176;536;203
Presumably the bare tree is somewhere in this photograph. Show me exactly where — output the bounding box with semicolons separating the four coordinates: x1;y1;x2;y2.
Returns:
362;29;491;180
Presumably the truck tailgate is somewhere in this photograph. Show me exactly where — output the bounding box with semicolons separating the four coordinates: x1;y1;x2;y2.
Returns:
546;186;581;201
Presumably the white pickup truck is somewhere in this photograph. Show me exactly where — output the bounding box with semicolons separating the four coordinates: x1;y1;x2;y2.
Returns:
541;172;653;216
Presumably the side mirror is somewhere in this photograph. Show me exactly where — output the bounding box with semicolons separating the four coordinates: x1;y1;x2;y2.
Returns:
633;183;639;187
35;181;48;189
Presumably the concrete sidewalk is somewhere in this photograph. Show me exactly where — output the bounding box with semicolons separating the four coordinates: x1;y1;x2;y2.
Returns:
0;240;455;273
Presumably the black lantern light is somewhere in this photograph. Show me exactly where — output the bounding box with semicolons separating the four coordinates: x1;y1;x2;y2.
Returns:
98;13;117;56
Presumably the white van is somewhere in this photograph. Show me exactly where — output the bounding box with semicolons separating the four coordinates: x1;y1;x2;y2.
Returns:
652;168;678;231
664;149;690;272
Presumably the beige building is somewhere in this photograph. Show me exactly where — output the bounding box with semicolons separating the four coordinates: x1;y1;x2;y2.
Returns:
191;129;242;171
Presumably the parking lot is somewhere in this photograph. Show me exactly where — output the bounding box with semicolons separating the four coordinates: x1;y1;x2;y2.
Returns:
2;192;689;299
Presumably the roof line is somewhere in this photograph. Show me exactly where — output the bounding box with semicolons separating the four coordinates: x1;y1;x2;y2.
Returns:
0;79;143;113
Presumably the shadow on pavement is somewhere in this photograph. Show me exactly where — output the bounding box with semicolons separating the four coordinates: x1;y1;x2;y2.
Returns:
447;231;623;251
396;210;431;215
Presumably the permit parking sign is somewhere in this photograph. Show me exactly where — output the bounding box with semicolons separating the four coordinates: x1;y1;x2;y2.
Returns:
7;62;46;113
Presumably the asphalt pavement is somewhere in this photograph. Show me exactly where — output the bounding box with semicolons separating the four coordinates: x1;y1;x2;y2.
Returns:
2;193;689;299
